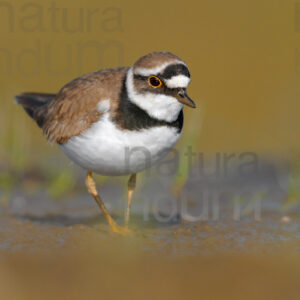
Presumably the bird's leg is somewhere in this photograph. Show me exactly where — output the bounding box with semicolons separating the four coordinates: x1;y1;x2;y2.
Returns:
124;174;137;228
85;171;130;235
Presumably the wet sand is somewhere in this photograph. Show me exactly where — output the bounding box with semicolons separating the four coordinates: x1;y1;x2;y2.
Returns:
0;164;299;299
0;209;299;299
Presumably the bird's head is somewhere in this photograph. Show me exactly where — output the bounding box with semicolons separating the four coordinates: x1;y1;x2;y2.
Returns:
126;52;195;122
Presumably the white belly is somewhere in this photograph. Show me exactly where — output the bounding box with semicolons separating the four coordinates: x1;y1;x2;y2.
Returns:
60;114;182;176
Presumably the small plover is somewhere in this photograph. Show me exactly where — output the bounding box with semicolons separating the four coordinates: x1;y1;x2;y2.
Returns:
16;51;196;234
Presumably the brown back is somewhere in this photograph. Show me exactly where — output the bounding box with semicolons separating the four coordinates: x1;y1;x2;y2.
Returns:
42;67;129;144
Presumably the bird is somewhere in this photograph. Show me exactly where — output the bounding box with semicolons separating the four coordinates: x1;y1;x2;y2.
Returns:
15;51;196;235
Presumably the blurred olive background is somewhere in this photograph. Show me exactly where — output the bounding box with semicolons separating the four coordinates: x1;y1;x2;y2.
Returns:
0;0;300;196
0;2;300;299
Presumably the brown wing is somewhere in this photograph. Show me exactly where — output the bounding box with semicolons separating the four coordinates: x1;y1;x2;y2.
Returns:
42;67;129;144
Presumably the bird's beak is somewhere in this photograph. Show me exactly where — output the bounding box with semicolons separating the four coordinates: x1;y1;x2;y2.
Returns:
177;89;196;108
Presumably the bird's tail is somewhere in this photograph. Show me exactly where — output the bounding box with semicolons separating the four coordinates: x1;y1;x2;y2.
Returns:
15;92;56;127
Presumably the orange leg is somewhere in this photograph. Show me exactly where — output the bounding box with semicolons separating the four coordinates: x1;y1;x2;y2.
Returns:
124;174;137;228
85;171;130;235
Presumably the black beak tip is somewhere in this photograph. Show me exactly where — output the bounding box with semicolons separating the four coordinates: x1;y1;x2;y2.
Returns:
190;101;196;108
178;90;196;109
187;97;196;109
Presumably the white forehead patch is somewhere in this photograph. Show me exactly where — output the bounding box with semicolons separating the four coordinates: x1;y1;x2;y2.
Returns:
165;75;190;89
134;61;186;77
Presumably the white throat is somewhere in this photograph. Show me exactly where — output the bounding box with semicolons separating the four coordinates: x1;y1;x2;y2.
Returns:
126;68;183;122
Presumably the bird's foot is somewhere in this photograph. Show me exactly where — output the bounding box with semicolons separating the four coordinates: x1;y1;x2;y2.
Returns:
110;223;132;235
108;219;132;235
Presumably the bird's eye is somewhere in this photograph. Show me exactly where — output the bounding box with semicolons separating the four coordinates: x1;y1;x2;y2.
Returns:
148;76;162;88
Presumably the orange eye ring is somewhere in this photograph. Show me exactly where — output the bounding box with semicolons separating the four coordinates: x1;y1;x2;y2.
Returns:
147;76;162;88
